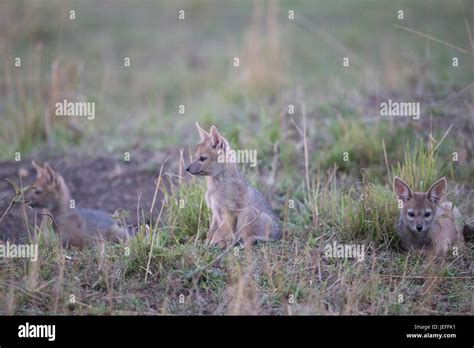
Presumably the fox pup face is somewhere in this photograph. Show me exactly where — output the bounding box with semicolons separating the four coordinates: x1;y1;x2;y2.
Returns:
26;161;62;211
186;123;229;177
393;177;447;234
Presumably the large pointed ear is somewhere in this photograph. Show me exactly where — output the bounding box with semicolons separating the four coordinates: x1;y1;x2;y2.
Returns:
32;160;44;178
426;177;447;204
195;122;209;142
209;125;227;149
393;177;412;202
43;162;57;186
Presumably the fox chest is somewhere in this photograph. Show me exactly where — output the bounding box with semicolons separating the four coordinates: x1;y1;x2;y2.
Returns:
205;186;244;215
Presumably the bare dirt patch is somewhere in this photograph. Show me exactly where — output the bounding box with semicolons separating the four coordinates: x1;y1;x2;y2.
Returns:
0;148;180;241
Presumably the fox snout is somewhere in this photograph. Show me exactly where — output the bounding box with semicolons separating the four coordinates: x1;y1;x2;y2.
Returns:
186;162;204;175
25;190;40;207
406;219;428;234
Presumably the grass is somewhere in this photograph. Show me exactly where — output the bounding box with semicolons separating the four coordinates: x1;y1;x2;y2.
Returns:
394;141;443;191
1;138;472;315
2;230;471;315
340;180;400;246
0;0;473;315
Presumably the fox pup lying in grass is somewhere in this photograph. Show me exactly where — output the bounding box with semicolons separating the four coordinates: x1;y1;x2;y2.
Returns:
186;123;280;247
26;161;128;249
393;177;464;258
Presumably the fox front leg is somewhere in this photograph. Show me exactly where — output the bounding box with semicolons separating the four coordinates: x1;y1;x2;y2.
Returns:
206;215;219;245
208;213;235;247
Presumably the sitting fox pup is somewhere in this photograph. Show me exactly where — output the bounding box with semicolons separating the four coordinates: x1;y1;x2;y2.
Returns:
27;161;128;248
186;123;280;247
393;177;464;258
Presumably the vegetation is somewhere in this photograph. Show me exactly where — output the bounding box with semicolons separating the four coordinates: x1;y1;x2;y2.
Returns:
0;0;472;315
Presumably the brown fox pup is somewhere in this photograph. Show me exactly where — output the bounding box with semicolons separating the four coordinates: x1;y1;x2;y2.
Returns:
186;123;280;247
26;161;129;249
393;177;464;258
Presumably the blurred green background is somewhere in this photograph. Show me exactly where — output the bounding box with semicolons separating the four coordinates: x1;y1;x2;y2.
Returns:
1;0;473;161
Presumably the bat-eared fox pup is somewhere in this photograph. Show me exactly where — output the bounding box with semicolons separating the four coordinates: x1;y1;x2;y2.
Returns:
186;123;280;247
26;161;129;249
393;176;464;258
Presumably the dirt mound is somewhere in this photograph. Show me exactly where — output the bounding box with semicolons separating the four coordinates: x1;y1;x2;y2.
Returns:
0;148;181;241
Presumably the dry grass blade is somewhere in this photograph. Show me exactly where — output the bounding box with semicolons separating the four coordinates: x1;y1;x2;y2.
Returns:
394;23;474;56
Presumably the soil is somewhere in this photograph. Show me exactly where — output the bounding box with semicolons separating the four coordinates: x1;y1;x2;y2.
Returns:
0;147;181;242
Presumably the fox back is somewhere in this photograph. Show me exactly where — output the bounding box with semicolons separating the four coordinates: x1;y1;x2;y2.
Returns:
56;208;128;248
393;177;464;257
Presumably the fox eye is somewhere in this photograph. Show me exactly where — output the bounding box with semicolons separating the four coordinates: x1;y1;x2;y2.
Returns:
407;211;415;218
34;189;42;195
424;211;431;218
199;156;207;162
